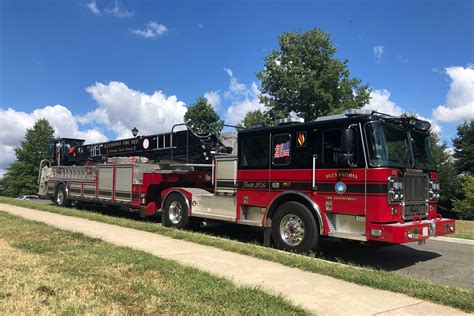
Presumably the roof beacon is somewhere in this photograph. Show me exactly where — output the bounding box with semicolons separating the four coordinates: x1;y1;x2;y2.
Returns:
275;117;305;126
343;109;373;116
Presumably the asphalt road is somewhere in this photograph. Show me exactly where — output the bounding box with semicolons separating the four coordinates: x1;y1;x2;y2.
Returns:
26;200;474;290
196;222;474;290
319;238;474;290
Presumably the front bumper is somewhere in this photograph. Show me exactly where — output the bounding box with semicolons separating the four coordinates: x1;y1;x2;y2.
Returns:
368;218;455;244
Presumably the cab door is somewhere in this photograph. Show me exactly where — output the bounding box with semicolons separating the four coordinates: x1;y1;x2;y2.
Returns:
236;132;271;220
314;125;366;216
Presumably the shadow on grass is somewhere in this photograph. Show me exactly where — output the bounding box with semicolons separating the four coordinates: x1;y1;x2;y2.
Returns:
70;201;441;272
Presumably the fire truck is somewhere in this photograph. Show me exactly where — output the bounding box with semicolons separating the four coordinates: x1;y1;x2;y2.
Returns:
38;109;455;252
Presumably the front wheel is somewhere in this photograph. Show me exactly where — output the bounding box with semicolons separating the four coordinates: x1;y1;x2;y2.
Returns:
162;193;190;229
271;202;319;253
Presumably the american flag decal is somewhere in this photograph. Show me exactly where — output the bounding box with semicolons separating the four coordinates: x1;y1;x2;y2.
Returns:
274;141;290;158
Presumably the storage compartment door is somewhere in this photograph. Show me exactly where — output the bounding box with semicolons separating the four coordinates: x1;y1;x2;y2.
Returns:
98;165;114;201
115;165;133;204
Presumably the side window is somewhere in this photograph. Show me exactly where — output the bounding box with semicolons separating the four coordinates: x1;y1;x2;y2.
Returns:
272;134;291;165
322;129;358;167
323;129;342;165
240;135;269;168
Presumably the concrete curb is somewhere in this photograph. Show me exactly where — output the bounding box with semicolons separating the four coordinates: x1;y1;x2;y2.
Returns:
0;203;467;316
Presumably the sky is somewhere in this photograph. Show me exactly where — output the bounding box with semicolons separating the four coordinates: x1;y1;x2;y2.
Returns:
0;0;473;177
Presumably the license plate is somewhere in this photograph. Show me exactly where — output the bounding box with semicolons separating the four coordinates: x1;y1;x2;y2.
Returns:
422;227;428;237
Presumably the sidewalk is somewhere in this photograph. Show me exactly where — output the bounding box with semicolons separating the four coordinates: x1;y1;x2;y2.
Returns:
0;203;466;315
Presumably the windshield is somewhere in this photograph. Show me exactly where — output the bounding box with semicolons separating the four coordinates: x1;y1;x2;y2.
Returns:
411;131;435;170
365;122;412;168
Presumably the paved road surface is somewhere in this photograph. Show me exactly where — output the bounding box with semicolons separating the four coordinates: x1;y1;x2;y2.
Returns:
320;238;474;290
201;223;474;290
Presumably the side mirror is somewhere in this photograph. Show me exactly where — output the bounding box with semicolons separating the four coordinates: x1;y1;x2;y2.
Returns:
340;128;355;152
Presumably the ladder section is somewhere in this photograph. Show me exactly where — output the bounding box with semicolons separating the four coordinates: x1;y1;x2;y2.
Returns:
50;166;97;181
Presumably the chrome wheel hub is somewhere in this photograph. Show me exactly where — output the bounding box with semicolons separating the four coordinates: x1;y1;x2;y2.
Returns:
56;191;64;205
169;201;183;224
279;214;305;246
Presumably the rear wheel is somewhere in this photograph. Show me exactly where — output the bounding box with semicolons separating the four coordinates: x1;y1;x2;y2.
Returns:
162;193;190;229
55;184;71;207
271;201;319;253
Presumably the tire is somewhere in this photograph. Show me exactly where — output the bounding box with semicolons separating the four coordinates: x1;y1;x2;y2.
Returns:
271;201;319;253
55;184;71;207
162;193;190;229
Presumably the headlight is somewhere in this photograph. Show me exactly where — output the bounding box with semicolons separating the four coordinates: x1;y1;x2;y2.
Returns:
388;176;404;203
429;180;440;201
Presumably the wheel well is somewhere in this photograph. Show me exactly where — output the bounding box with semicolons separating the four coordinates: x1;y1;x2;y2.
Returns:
162;190;189;210
146;185;163;208
55;182;67;194
266;193;323;234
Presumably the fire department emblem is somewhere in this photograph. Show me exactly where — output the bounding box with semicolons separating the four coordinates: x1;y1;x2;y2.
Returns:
142;138;149;149
335;182;346;194
296;131;306;147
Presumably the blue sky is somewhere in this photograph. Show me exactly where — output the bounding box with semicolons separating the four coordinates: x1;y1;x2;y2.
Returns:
0;0;473;175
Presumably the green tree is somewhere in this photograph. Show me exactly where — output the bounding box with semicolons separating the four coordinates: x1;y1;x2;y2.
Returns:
239;110;273;129
184;97;224;135
430;134;461;213
1;119;54;197
451;120;474;219
257;28;371;121
453;120;474;174
453;175;474;220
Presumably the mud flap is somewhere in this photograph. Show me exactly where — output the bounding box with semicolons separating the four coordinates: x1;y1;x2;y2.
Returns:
264;227;272;247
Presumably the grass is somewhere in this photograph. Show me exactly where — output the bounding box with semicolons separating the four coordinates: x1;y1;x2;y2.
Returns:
1;197;473;313
0;211;306;315
450;219;474;240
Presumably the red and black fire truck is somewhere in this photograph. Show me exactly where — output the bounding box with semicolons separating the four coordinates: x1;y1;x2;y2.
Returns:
38;109;455;252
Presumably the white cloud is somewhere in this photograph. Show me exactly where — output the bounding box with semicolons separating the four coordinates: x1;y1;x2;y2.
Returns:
0;105;107;174
86;1;100;15
204;91;221;109
397;56;408;63
131;21;168;39
364;89;404;116
364;89;441;134
432;66;474;123
86;0;133;17
224;68;248;98
0;168;7;179
0;145;15;179
223;69;265;125
81;81;187;139
105;1;133;18
373;46;384;64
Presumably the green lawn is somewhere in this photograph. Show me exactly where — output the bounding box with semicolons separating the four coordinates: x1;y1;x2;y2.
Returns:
0;197;473;313
450;220;474;240
0;211;305;315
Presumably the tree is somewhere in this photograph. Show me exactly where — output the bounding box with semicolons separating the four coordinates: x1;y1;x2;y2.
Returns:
239;110;273;129
453;120;474;174
1;119;54;197
430;134;461;213
451;120;474;219
184;97;223;135
453;175;474;220
257;28;371;121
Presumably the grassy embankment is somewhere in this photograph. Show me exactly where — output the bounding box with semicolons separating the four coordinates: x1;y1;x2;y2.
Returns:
0;212;305;314
0;197;473;313
450;220;474;240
